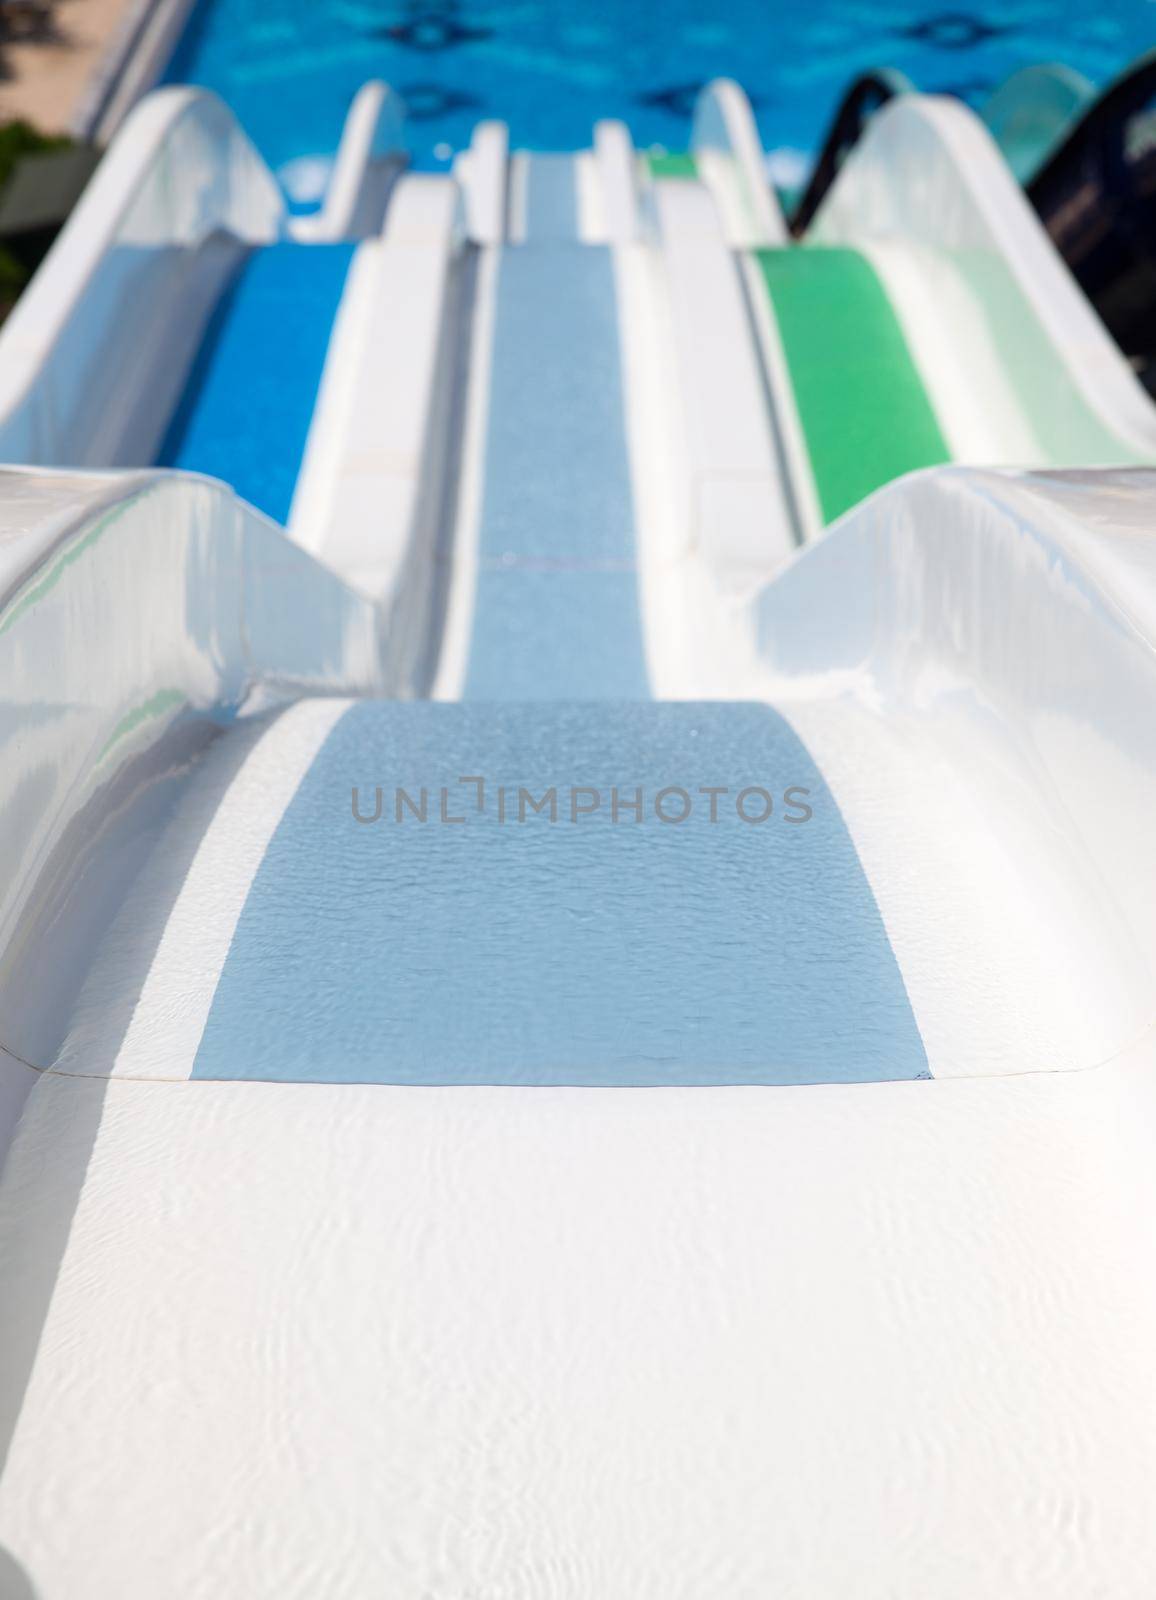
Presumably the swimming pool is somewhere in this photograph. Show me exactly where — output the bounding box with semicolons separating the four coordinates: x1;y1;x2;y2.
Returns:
165;0;1156;191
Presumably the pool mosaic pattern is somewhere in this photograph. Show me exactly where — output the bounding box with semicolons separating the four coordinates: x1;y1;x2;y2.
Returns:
165;0;1156;179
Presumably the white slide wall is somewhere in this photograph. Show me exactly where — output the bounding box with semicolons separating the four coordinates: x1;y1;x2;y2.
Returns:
812;96;1156;465
0;89;283;467
0;467;386;1118
680;465;1156;1083
691;78;787;247
289;174;464;673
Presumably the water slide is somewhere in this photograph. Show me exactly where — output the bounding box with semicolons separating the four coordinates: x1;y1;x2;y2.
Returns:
660;81;1156;545
790;50;1156;226
790;51;1156;390
1;74;1156;1599
789;58;1099;232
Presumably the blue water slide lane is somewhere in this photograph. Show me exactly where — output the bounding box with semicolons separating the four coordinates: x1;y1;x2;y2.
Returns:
159;242;356;524
192;701;929;1086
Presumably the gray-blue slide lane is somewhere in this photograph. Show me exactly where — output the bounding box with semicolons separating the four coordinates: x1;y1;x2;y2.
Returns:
191;702;929;1086
463;243;651;700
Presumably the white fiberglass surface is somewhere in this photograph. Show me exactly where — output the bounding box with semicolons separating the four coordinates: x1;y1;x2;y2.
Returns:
3;1050;1156;1598
2;609;1152;1594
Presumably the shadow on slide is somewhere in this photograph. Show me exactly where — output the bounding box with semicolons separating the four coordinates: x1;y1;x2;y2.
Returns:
0;718;279;1493
0;1546;37;1598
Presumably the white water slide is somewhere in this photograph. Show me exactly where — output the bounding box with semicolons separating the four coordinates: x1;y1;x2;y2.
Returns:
0;76;1155;1600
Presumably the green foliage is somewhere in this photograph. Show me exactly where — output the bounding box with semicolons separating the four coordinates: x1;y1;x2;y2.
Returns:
0;118;71;192
0;245;25;305
0;120;76;311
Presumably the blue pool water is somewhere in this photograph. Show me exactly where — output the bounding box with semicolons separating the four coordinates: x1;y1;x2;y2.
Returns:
166;0;1156;186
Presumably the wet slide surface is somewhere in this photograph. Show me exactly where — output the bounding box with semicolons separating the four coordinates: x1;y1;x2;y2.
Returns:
464;242;649;699
192;701;925;1085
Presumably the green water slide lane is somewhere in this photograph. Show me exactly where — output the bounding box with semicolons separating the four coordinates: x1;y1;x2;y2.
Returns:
755;247;950;523
647;152;698;179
